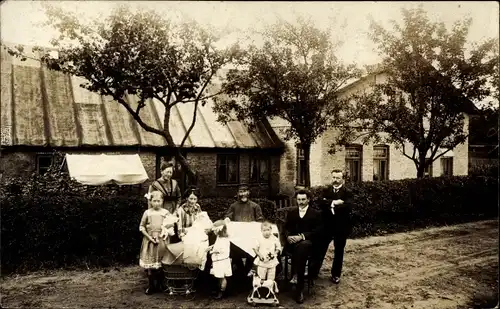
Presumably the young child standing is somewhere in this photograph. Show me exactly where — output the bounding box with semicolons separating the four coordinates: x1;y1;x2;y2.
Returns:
253;221;282;288
207;219;232;300
139;190;170;294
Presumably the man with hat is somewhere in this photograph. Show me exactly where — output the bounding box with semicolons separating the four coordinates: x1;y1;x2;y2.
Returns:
224;184;264;223
224;184;264;280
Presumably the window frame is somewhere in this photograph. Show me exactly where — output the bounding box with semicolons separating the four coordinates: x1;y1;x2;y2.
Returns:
440;157;453;176
216;154;240;185
36;153;54;175
296;145;306;186
345;145;363;183
424;159;433;177
373;145;389;181
249;155;270;184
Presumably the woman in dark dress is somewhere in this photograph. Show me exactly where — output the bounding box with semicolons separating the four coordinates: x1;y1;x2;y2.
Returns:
148;161;182;243
148;161;182;214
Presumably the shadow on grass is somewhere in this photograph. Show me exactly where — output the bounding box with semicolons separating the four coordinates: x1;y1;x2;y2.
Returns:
459;262;498;309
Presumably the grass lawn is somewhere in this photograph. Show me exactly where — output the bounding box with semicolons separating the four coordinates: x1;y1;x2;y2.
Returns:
1;219;498;309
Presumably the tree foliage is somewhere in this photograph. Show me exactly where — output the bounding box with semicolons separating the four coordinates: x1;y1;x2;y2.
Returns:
338;6;498;177
469;106;499;149
214;16;360;186
7;4;240;183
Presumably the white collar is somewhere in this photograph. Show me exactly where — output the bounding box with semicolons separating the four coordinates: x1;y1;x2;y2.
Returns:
333;184;343;191
298;205;309;212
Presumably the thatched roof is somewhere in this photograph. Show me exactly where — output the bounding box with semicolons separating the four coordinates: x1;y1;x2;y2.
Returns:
0;43;283;149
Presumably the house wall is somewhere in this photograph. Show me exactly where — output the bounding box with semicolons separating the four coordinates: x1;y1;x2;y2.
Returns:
0;149;160;190
185;151;281;198
272;117;469;190
1;148;281;198
1;152;34;179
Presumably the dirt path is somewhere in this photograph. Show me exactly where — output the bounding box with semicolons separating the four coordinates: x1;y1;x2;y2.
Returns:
1;220;498;309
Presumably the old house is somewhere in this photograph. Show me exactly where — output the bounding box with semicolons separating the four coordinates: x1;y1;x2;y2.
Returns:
272;70;476;194
0;44;284;197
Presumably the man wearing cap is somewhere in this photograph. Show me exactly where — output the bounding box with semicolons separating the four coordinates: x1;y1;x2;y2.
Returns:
224;184;264;280
224;184;264;223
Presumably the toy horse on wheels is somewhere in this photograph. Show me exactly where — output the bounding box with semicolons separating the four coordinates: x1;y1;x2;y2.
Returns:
247;274;280;307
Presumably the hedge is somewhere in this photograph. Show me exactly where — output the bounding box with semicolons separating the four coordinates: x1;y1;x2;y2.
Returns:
1;171;497;275
309;175;498;238
0;171;277;275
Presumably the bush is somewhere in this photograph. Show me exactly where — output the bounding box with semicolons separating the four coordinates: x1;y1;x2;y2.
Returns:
469;163;499;177
201;197;277;223
0;171;277;275
310;175;498;238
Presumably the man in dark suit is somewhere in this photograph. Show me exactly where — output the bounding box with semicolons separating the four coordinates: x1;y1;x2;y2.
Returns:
310;169;353;284
284;189;323;304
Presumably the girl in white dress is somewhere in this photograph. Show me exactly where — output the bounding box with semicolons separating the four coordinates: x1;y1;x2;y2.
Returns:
207;220;232;300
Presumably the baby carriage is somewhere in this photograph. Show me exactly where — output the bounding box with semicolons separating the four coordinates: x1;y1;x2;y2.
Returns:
162;213;211;299
163;263;199;299
247;271;280;307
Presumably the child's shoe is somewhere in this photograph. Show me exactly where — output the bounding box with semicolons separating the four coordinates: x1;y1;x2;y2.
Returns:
213;290;224;300
145;274;155;295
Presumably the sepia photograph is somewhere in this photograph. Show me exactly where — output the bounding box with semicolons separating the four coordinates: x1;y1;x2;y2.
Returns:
0;1;498;308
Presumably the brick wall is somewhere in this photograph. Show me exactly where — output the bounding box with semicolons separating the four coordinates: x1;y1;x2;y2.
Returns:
0;152;35;179
185;151;281;198
1;148;281;198
0;149;157;190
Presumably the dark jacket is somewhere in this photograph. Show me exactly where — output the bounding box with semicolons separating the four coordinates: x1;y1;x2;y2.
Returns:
283;206;323;242
225;200;264;222
318;185;353;238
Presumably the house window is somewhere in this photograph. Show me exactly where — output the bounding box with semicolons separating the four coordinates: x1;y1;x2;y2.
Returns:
441;157;453;176
345;145;362;182
217;154;239;184
296;146;306;186
373;145;389;181
424;159;433;177
37;154;53;175
250;156;269;183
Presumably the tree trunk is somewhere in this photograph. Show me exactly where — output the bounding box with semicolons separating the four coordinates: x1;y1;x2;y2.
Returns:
163;107;198;186
416;152;427;178
303;142;312;188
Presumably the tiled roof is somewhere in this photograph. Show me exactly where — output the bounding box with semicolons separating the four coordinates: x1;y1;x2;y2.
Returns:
0;43;283;149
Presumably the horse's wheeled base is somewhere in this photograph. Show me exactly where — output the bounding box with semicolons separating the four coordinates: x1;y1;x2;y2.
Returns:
247;275;280;307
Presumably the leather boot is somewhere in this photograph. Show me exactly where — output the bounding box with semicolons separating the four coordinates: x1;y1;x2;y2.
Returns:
155;270;165;292
145;273;155;295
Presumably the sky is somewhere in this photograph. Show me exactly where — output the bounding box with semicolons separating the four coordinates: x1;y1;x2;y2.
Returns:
1;1;498;68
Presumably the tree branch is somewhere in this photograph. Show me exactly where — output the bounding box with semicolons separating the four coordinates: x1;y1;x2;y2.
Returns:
432;147;453;162
180;72;217;147
180;100;198;148
116;96;165;137
402;143;419;165
100;87;166;138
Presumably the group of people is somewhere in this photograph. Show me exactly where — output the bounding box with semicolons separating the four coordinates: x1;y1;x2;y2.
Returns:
138;161;353;304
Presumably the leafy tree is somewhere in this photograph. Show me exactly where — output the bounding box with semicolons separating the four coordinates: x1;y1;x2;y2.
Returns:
338;6;498;178
214;16;360;187
469;106;498;150
7;4;240;184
